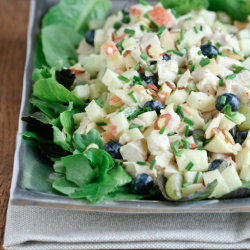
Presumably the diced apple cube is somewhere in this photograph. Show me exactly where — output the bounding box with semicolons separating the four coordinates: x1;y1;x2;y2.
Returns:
219;113;236;131
181;184;204;197
85;100;107;123
238;29;250;40
231;112;246;125
240;165;250;181
193;58;218;76
165;89;189;107
110;112;129;135
176;149;208;172
239;39;250;56
73;112;86;125
160;28;176;51
154;151;173;171
122;37;138;49
122;68;139;81
163;160;180;179
236;147;250;170
102;41;119;58
149;6;174;28
127;128;144;141
221;166;242;192
137;111;158;127
216;55;242;70
71;85;90;101
89;83;101;101
184;171;203;184
94;29;106;54
107;54;126;72
102;69;123;92
187;92;216;112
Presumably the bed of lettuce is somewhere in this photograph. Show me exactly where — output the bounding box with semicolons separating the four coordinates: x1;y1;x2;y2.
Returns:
21;0;250;204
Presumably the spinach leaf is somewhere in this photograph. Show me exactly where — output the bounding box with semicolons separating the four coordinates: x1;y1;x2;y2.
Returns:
74;129;103;154
52;177;79;195
53;126;73;151
32;67;51;82
21;131;50;143
108;164;132;187
41;25;83;67
33;78;86;106
62;154;96;187
42;0;111;36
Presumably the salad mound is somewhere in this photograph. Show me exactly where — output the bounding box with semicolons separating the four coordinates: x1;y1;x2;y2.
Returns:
22;0;250;203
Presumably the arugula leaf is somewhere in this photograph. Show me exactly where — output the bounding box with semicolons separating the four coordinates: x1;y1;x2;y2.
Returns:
41;25;83;67
74;129;103;154
157;175;218;202
52;177;79;195
42;0;111;36
53;126;73;151
160;0;209;15
21;131;50;143
62;154;96;187
108;164;132;187
33;78;86;106
32;67;51;82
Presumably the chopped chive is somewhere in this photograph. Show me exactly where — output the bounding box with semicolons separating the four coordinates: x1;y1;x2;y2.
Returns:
182;182;192;188
232;47;238;54
185;17;192;21
117;38;125;47
184;117;194;126
158;88;163;92
219;79;224;87
173;50;184;57
118;75;130;83
171;140;180;154
124;28;135;35
175;149;185;157
193;172;200;184
138;105;143;109
138;125;144;130
140;53;148;61
200;26;203;31
114;22;122;30
193;26;198;34
208;42;212;45
157;25;166;35
134;62;141;70
115;10;118;16
95;98;103;108
234;66;245;74
144;107;152;112
167;49;173;53
225;105;232;116
96;122;107;126
133;75;142;82
232;64;238;68
212;54;217;59
185;125;189;137
216;42;222;47
225;114;234;122
225;74;236;80
168;132;175;136
159;126;166;134
137;161;146;165
178;69;182;74
198;50;202;55
138;0;148;5
182;139;190;149
230;113;237;118
199;57;210;67
177;40;180;45
129;125;139;129
188;60;193;65
176;105;181;114
180;29;185;40
150;159;156;170
127;109;144;121
128;91;137;103
190;65;195;73
218;52;227;57
122;16;130;24
119;107;125;112
220;96;227;105
198;147;205;151
185;161;194;171
180;110;185;118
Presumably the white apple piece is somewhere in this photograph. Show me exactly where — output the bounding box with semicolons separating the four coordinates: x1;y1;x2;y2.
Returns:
163;161;180;179
120;139;148;162
85;100;107;123
110;112;129;135
165;89;189;107
165;173;183;200
204;113;221;139
94;29;107;54
221;166;242;192
219;113;236;131
177;70;191;89
154;151;173;171
143;125;154;139
138;111;158;127
74;114;89;135
181;184;204;197
186;92;216;112
240;165;250;182
236;147;250;171
147;130;170;155
73;112;86;125
123;162;157;180
157;60;179;84
184;171;204;184
160;29;176;51
88;83;101;101
239;39;250;56
203;170;230;198
140;33;161;55
122;68;140;81
196;9;216;26
176;149;208;172
127;128;144;141
102;69;124;92
122;37;139;49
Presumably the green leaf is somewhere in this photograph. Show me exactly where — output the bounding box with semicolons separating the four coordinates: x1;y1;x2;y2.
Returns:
74;129;103;154
53;126;72;151
62;154;96;187
157;175;218;202
42;0;111;35
60;102;75;134
41;25;83;67
52;177;79;195
21;131;50;143
33;78;86;106
32;68;51;82
108;164;132;187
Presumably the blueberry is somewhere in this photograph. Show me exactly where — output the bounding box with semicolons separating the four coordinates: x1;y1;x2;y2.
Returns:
131;173;154;195
144;100;165;115
208;159;228;173
217;75;221;79
215;93;241;112
122;0;137;14
56;69;76;89
191;129;205;148
150;61;157;65
162;53;171;62
200;44;219;59
85;30;95;46
235;130;248;145
229;126;237;138
103;140;122;159
139;72;158;86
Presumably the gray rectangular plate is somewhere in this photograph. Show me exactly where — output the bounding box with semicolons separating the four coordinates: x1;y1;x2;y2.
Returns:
10;0;250;213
